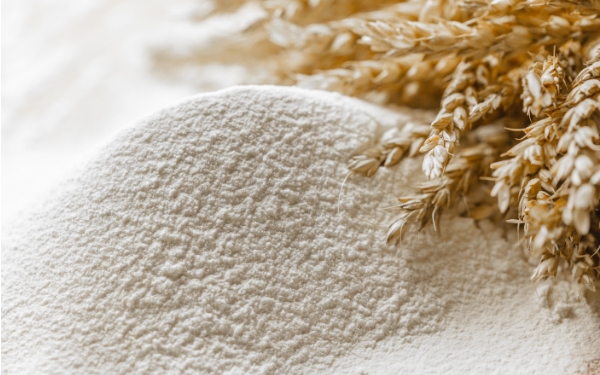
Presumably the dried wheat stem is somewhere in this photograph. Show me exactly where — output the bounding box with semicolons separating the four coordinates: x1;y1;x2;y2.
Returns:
352;9;600;61
387;128;503;244
209;0;600;289
493;49;600;288
421;56;524;180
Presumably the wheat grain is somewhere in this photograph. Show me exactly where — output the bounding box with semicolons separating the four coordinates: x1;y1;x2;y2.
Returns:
348;122;430;176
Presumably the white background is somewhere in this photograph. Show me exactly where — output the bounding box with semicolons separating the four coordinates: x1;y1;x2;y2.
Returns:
2;0;256;225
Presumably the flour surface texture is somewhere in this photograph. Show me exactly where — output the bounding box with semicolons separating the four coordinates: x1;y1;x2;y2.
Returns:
3;86;599;375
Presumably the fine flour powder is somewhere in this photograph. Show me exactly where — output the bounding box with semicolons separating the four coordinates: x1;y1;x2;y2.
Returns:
2;86;599;374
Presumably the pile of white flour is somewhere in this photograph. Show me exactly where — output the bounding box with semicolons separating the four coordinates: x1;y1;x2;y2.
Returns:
3;86;599;374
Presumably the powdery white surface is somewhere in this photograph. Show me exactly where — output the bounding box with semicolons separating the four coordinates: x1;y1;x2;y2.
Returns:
2;86;599;375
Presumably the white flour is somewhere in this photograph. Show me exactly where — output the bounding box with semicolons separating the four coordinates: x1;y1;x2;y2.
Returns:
2;86;599;374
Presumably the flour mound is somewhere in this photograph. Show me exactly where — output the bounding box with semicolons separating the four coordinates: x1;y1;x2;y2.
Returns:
3;86;599;375
2;86;430;373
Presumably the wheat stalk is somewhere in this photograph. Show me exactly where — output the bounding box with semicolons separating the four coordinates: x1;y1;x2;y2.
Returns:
203;0;600;289
388;125;505;243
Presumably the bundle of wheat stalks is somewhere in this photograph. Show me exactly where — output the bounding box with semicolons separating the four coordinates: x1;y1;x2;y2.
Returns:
212;0;600;290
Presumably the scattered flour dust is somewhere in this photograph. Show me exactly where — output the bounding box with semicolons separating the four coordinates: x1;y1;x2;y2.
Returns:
2;86;599;375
